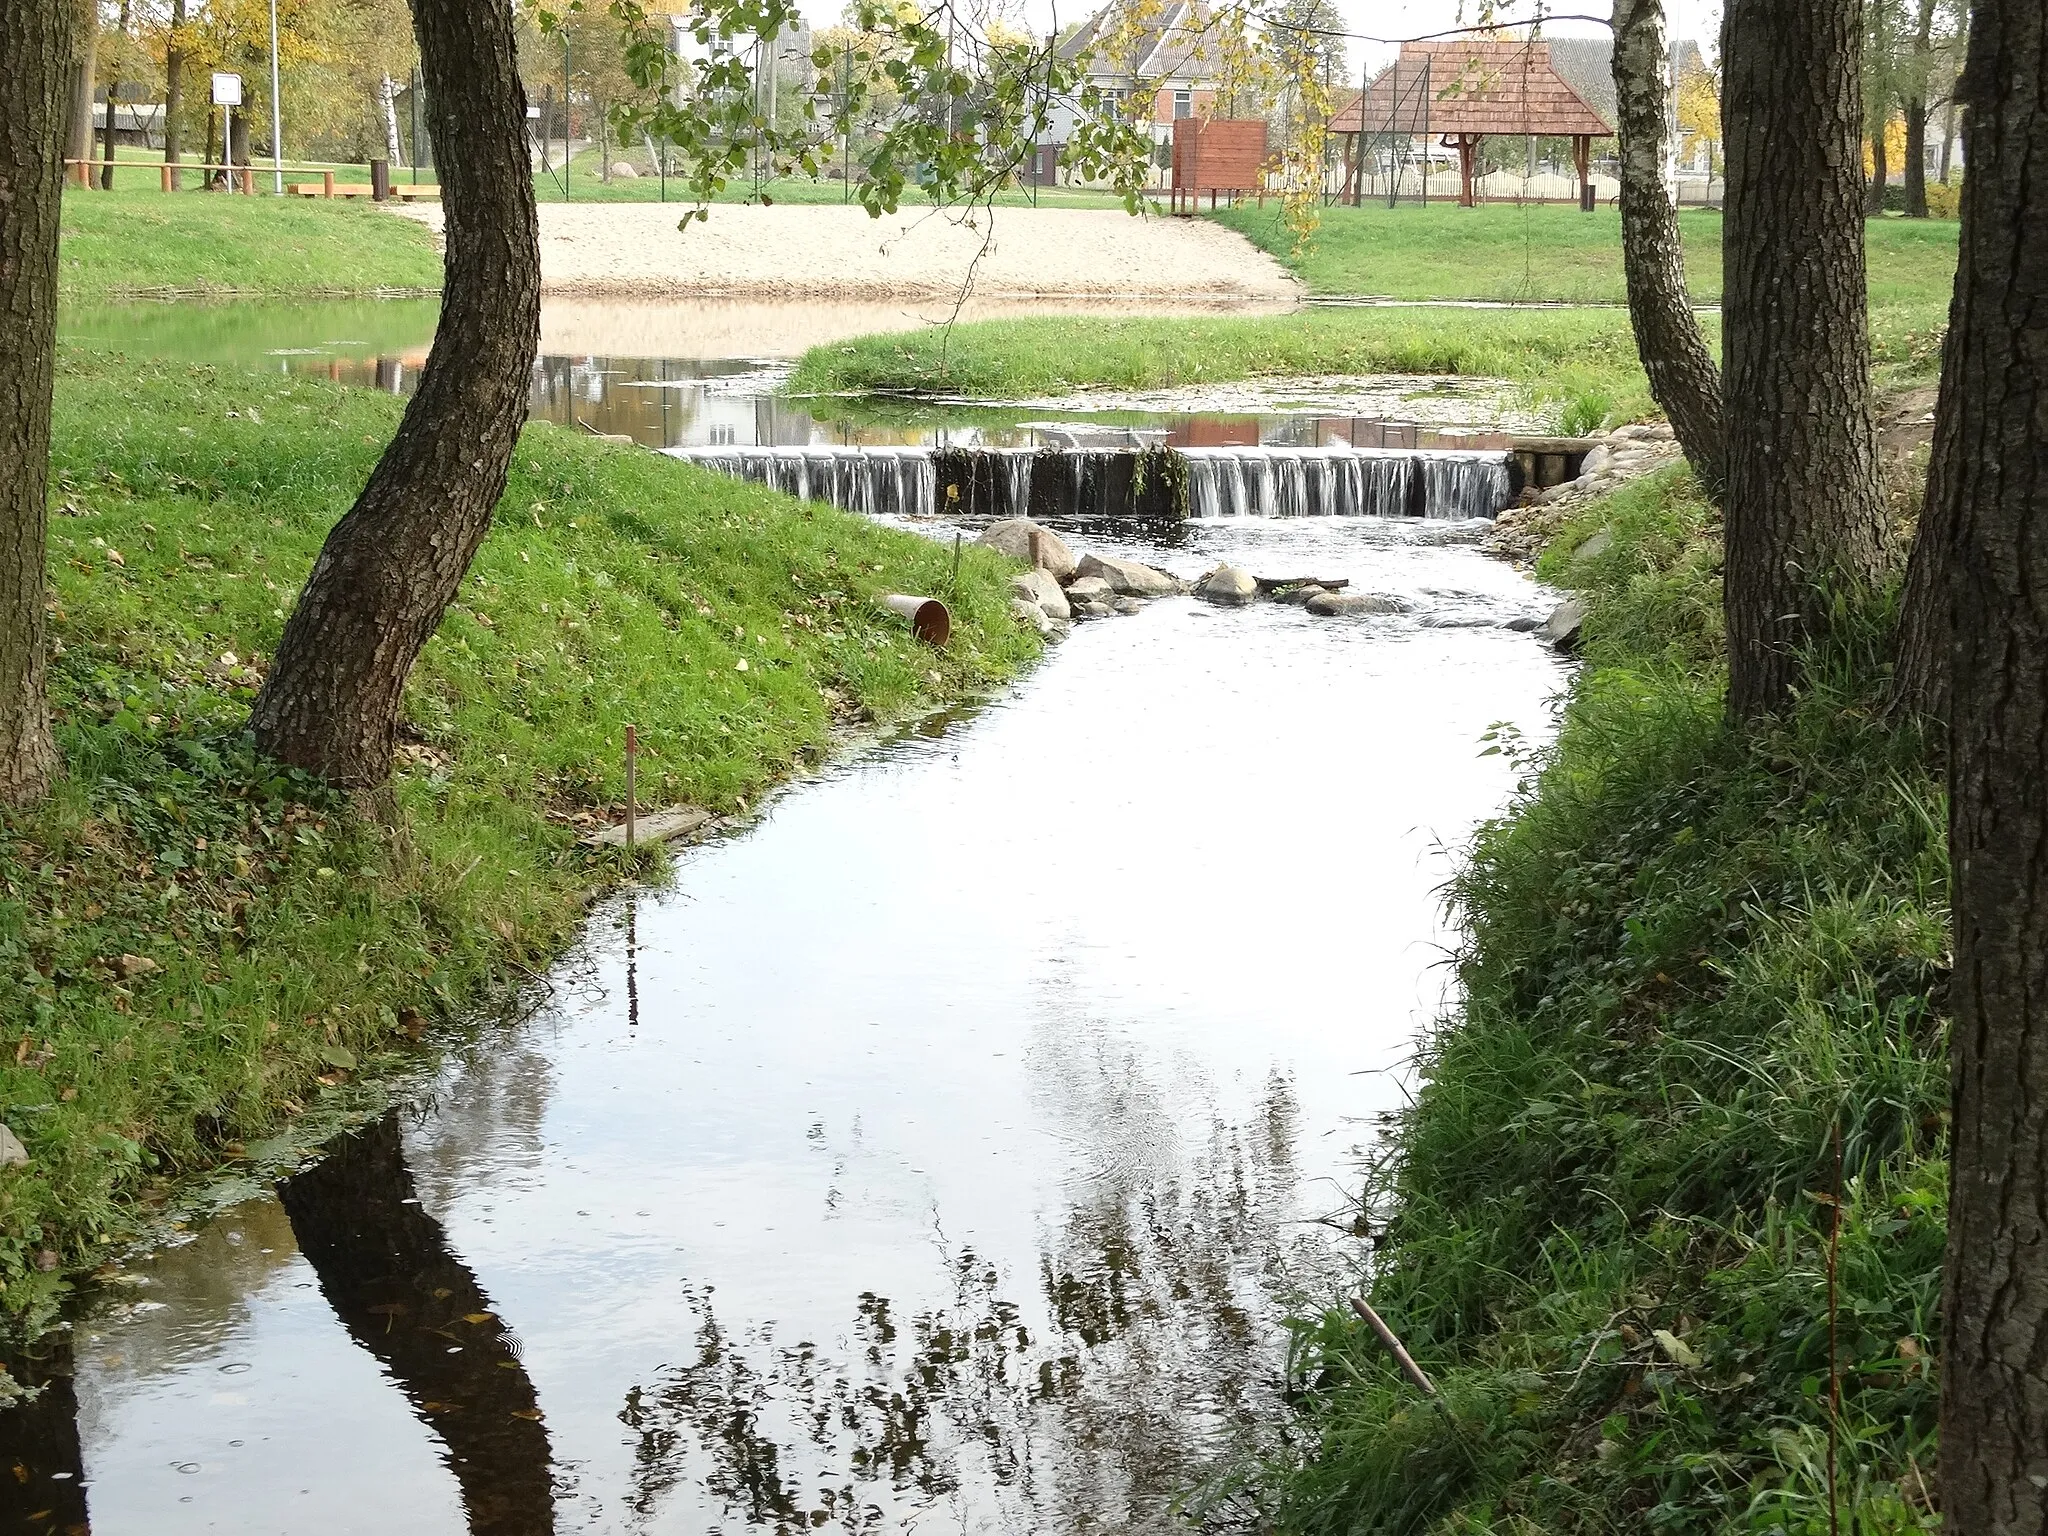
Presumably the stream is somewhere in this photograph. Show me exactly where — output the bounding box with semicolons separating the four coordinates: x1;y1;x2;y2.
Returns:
19;301;1568;1535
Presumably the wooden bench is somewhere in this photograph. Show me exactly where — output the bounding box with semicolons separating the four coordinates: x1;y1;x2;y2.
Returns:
287;175;440;201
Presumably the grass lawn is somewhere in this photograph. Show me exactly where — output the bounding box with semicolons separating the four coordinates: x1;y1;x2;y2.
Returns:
58;187;443;300
0;346;1037;1318
1262;472;1947;1534
1210;200;1962;308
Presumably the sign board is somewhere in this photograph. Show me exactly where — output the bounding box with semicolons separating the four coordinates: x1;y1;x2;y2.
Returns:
1169;118;1266;211
211;72;242;107
526;106;542;120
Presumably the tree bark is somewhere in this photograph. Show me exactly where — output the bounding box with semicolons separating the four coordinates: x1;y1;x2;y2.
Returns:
1904;96;1929;214
1887;276;1965;723
1720;0;1888;719
1940;1;2048;1523
1868;125;1890;214
163;0;186;173
1610;0;1725;501
0;0;76;806
250;0;540;786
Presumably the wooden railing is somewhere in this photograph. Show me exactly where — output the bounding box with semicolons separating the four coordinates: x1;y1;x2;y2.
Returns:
63;159;440;199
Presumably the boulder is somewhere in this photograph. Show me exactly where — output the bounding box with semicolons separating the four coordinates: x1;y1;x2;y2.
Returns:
1011;568;1071;621
1306;591;1411;617
1064;575;1114;603
980;518;1077;581
609;162;640;179
1273;584;1326;606
1070;597;1117;619
0;1125;26;1168
1074;553;1184;598
1194;563;1258;606
1578;445;1614;477
1571;527;1614;564
1009;597;1055;636
1112;597;1146;615
1504;615;1545;633
1539;598;1588;651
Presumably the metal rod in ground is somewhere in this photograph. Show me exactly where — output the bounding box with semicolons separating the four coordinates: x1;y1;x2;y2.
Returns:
1350;1296;1438;1397
950;531;963;596
624;725;638;849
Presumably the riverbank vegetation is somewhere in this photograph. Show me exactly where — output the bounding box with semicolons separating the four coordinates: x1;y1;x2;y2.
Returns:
58;188;443;300
0;347;1033;1316
1262;470;1947;1532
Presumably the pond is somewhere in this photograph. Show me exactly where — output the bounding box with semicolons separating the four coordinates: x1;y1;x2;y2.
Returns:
19;300;1568;1535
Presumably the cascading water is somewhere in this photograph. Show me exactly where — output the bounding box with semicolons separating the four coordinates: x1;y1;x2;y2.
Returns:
666;445;1514;521
1180;448;1512;520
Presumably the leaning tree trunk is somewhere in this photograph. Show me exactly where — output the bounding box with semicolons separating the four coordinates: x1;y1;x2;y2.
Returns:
0;0;77;807
1720;0;1887;719
250;0;540;786
1887;272;1967;723
1940;0;2048;1522
1610;0;1724;501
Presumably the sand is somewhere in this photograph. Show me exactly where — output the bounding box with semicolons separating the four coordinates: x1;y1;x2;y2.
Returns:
400;201;1300;304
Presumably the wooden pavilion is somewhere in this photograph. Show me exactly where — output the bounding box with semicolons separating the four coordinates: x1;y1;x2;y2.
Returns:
1330;40;1616;208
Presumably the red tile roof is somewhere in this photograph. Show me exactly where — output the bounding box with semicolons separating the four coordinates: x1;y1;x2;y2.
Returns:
1331;40;1614;138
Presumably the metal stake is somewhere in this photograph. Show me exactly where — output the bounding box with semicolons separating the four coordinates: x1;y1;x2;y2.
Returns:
624;725;638;849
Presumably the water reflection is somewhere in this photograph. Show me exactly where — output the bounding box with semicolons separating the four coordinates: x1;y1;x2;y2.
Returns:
278;1113;554;1535
0;1333;89;1536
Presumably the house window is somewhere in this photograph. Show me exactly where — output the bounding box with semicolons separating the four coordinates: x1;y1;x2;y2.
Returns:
1173;89;1192;120
709;424;737;445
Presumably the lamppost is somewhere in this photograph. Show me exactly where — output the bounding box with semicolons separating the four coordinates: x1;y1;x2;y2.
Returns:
268;0;283;192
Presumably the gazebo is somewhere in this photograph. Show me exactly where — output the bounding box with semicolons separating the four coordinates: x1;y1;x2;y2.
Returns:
1330;40;1616;208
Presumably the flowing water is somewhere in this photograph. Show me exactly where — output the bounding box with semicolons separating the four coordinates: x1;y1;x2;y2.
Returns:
21;299;1567;1535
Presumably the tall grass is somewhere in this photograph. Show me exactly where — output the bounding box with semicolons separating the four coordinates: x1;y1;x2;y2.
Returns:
1263;470;1947;1534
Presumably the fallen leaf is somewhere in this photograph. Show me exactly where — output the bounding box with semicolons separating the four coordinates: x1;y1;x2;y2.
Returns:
105;548;124;567
1653;1329;1700;1369
117;954;160;980
462;1312;495;1325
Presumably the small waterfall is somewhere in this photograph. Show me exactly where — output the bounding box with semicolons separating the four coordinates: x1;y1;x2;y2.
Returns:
1180;449;1512;519
667;444;1514;521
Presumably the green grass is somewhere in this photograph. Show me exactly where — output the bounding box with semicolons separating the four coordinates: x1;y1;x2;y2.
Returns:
58;187;444;300
1210;201;1961;309
790;306;1663;429
1259;472;1947;1534
0;346;1038;1319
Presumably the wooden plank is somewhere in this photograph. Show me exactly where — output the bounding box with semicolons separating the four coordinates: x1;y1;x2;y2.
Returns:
579;805;713;849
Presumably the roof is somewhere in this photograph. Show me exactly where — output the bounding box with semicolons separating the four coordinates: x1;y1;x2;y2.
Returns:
1331;40;1615;137
1544;38;1616;128
1061;0;1222;81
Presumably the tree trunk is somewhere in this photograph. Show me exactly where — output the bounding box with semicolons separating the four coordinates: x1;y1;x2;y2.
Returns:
1610;0;1725;501
1938;1;2048;1524
1904;97;1929;215
1940;95;1957;181
1887;274;1966;723
250;0;540;787
99;0;128;190
1720;0;1887;719
0;0;76;806
66;8;96;176
163;0;185;174
1868;124;1890;214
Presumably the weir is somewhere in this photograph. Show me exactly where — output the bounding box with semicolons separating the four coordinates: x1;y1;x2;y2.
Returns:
664;444;1516;521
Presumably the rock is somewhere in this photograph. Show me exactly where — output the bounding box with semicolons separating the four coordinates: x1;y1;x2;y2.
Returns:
1504;615;1545;632
1074;553;1184;597
1306;591;1411;617
1539;598;1588;651
981;518;1077;581
1578;445;1614;477
1194;563;1258;606
1273;584;1326;606
1070;598;1117;620
1064;575;1114;603
1536;480;1579;507
609;162;640;178
1112;597;1146;615
1571;527;1614;564
0;1125;25;1169
118;953;160;979
580;805;715;848
1011;568;1071;621
1611;424;1658;442
1009;596;1055;636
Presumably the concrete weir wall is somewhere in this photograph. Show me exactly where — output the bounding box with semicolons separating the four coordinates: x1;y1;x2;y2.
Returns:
667;444;1518;522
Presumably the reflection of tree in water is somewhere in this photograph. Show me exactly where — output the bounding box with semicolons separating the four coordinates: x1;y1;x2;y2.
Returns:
279;1111;555;1536
0;1331;90;1536
615;1071;1329;1534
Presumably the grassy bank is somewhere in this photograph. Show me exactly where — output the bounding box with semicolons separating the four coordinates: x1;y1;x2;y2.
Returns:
791;307;1661;429
0;347;1036;1317
58;188;443;300
1263;474;1946;1532
1209;201;1960;308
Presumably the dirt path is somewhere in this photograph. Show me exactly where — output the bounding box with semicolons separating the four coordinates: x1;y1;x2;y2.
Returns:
399;201;1300;304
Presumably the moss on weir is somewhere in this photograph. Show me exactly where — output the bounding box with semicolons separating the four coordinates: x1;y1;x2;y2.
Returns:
0;348;1037;1319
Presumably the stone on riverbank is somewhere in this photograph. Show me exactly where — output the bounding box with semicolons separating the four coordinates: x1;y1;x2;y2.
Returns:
1194;564;1258;605
1540;598;1587;651
1011;568;1071;621
1064;575;1114;604
1010;597;1057;636
1274;584;1326;606
1306;591;1411;617
1075;553;1185;598
982;518;1077;581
